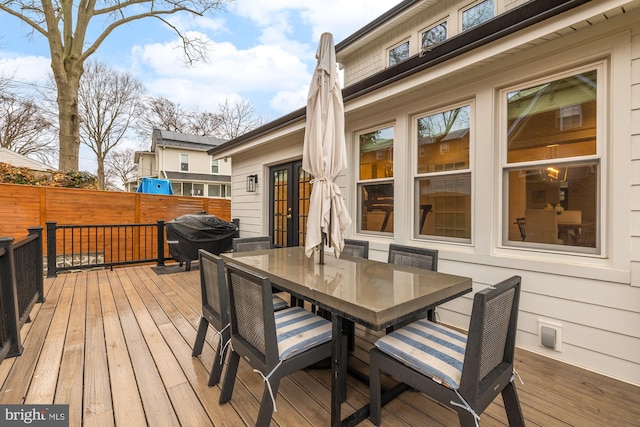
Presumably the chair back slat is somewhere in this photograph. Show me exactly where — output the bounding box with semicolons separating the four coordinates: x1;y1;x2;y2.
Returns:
199;250;228;328
233;236;272;252
461;276;521;402
388;244;438;271
479;287;516;379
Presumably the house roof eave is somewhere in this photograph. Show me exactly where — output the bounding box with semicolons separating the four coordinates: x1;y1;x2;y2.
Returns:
208;0;592;158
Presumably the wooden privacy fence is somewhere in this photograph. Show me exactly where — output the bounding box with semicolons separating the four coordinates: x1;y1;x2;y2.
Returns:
0;183;232;255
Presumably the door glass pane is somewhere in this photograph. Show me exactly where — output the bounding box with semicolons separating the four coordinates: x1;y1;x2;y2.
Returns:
298;166;312;246
273;169;288;247
507;70;597;163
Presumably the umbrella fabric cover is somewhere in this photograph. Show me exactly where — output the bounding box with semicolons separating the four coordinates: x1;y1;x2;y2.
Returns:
302;32;352;258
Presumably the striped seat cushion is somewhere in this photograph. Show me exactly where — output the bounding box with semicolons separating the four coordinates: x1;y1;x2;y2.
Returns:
272;295;289;311
275;307;331;360
375;319;467;389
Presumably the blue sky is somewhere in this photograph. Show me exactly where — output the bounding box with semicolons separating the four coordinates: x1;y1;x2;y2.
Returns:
0;1;401;128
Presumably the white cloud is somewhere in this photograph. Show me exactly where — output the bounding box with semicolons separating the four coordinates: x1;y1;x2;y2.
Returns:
130;32;311;114
0;55;50;89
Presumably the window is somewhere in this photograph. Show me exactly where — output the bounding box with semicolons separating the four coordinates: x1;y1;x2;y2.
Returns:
211;159;219;174
415;104;471;241
421;21;447;49
193;183;204;196
388;41;409;67
461;0;494;31
208;184;231;198
180;154;189;172
503;68;600;251
358;126;394;234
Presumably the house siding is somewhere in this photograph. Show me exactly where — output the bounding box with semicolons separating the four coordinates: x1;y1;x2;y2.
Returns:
221;1;640;386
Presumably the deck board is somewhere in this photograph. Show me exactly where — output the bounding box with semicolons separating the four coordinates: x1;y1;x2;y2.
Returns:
0;264;638;427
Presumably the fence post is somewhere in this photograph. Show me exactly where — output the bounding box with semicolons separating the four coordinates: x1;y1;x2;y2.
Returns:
0;238;23;357
157;220;165;267
46;222;57;278
28;227;45;304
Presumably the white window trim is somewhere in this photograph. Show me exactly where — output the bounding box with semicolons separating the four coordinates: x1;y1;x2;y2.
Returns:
356;123;396;236
386;38;411;67
459;0;495;32
180;153;190;172
419;18;449;52
412;100;475;244
498;61;607;257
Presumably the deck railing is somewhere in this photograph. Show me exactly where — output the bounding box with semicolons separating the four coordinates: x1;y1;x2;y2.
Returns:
46;221;168;277
0;227;45;363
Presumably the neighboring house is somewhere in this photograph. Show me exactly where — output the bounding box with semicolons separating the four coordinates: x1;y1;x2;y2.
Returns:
209;0;640;387
131;129;231;198
0;147;56;172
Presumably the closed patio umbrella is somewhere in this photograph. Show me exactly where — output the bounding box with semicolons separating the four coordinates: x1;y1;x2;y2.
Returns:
303;32;352;262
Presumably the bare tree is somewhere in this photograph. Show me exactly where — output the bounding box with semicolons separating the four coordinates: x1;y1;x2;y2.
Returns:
105;148;137;190
0;0;229;171
138;95;262;140
78;60;145;189
0;86;57;164
216;97;263;139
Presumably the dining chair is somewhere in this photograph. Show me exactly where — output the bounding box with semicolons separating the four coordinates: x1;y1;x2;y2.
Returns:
232;236;289;309
369;275;524;427
341;239;370;259
387;243;438;271
191;250;288;386
339;238;369;351
387;244;438;328
232;236;272;252
191;250;231;386
219;263;333;427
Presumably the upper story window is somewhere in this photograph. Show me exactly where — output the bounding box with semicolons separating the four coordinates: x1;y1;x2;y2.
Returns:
415;104;472;242
421;21;447;50
388;40;410;67
180;154;189;172
503;67;600;252
358;125;394;234
211;159;219;174
461;0;494;32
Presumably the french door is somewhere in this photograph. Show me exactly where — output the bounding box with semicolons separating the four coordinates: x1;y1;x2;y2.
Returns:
270;160;312;247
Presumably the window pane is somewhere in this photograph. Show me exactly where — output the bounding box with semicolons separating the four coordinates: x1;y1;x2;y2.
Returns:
193;184;204;196
417;105;470;173
416;175;471;239
183;182;192;196
462;0;494;31
507;163;597;247
208;184;221;197
507;70;597;163
360;183;394;233
422;22;447;48
180;154;189;171
389;41;409;66
211;160;219;174
360;126;394;180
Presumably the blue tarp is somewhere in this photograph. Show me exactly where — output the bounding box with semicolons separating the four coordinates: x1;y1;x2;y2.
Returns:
137;178;174;195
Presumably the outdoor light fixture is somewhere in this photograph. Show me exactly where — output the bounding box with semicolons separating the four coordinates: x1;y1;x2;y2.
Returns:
246;174;258;192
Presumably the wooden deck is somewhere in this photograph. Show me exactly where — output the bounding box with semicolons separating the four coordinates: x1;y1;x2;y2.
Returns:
1;264;638;426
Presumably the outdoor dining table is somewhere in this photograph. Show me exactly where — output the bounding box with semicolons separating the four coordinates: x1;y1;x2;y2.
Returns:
221;246;472;426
